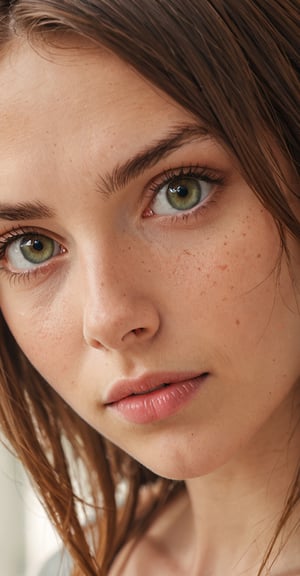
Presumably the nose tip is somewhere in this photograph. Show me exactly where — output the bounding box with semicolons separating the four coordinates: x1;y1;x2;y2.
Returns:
83;301;160;352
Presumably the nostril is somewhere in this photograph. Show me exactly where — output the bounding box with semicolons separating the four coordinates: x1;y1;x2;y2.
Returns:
85;336;103;350
131;327;145;336
120;326;149;344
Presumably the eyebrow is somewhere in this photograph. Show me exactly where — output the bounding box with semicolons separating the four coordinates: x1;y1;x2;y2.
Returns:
0;200;55;221
0;124;209;221
97;123;209;197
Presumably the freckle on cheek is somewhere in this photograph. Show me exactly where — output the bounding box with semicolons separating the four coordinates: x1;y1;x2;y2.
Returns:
235;319;240;326
217;264;228;271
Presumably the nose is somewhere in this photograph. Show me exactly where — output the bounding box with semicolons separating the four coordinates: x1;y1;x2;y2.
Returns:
81;252;160;352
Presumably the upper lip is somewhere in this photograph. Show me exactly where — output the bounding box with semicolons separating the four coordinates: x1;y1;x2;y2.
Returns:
104;371;205;404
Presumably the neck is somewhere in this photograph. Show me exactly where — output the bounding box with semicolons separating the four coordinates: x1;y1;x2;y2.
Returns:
182;388;300;575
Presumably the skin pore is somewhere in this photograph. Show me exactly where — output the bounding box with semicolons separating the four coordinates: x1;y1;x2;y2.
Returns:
0;40;299;575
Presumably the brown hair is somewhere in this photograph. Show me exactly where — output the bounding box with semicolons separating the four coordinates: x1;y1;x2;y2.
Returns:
0;1;299;574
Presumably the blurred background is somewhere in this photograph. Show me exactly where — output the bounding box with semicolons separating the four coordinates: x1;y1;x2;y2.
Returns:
0;443;60;576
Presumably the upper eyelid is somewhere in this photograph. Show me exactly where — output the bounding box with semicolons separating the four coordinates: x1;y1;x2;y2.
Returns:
145;165;225;196
0;229;32;246
0;226;66;245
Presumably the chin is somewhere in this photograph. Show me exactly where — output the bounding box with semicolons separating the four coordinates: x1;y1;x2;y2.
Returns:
132;433;243;480
137;453;222;481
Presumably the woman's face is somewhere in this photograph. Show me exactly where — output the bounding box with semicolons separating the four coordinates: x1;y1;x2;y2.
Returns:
0;41;299;479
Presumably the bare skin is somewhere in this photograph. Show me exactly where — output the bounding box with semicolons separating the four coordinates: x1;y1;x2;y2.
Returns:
0;41;299;575
111;395;300;575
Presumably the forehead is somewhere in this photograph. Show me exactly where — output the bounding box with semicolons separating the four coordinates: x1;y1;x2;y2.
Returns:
0;39;192;151
0;39;196;198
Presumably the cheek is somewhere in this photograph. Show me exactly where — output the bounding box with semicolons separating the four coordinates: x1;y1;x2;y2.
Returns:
162;223;277;322
0;289;79;389
161;218;300;372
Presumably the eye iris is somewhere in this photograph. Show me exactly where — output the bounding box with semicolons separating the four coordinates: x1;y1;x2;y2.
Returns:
167;177;202;210
20;235;55;264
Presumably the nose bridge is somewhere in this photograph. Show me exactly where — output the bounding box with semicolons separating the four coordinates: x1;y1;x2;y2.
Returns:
80;237;160;351
82;234;136;303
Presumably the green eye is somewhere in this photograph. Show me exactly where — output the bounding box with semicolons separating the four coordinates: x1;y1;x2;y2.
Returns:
151;174;213;216
167;177;202;211
5;234;62;271
20;235;56;264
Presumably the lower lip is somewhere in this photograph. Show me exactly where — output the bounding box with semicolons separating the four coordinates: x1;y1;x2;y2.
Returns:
108;374;207;424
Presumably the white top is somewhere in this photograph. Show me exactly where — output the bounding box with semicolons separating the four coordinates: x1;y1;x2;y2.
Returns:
38;549;72;576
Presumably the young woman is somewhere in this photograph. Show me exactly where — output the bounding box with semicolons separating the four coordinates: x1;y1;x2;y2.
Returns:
0;1;299;575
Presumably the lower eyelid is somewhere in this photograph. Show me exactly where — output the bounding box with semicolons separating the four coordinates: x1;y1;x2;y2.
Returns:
0;254;66;287
146;195;219;228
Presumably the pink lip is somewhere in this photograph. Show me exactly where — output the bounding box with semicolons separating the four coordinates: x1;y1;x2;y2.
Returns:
105;371;208;424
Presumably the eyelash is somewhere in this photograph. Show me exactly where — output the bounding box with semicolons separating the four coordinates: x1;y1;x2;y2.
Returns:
145;164;225;223
0;267;37;286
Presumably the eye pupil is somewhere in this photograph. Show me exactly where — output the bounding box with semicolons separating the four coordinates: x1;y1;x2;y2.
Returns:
32;239;44;252
170;184;189;198
166;177;202;211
